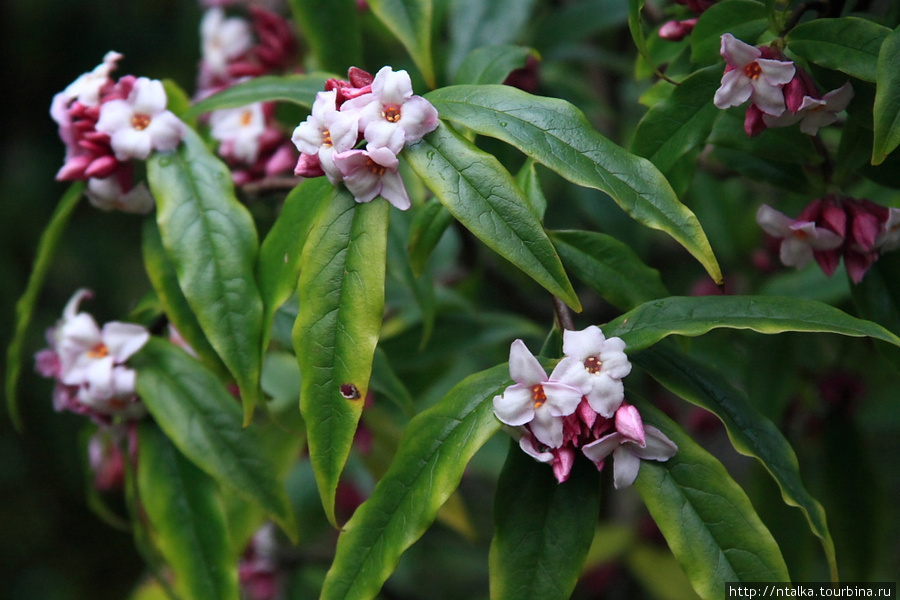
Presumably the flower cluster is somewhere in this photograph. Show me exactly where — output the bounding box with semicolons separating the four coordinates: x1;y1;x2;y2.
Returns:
34;289;150;425
714;34;852;138
50;53;186;212
492;327;677;486
757;196;900;283
197;5;298;184
291;66;440;210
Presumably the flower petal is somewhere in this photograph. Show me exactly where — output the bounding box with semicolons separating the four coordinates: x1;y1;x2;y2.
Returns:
631;425;678;461
508;339;546;386
612;446;642;489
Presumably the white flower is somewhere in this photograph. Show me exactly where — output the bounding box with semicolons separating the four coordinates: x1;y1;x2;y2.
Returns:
51;51;123;118
714;34;795;116
95;77;185;161
582;423;677;489
553;326;631;417
52;290;150;414
756;203;844;269
763;82;854;135
201;8;254;75
210;103;267;163
492;339;583;448
341;66;439;154
332;147;411;210
86;174;155;214
291;90;360;183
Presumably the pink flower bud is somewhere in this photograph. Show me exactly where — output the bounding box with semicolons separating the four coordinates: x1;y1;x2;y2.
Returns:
615;403;646;447
658;18;697;42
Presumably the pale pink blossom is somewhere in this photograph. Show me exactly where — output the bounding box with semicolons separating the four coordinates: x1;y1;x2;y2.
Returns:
291;90;360;183
757;203;844;271
582;405;677;489
86;166;155;214
714;34;795;116
201;8;254;76
341;66;439;153
492;339;583;448
332;147;411;210
210;103;268;163
96;77;185;161
763;82;854;135
553;326;631;417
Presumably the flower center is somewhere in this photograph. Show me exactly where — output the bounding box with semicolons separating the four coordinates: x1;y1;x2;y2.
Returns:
743;62;762;80
584;356;602;373
366;158;386;176
531;384;547;408
382;104;401;123
793;229;810;240
88;342;109;359
240;109;254;127
131;113;152;131
322;128;333;147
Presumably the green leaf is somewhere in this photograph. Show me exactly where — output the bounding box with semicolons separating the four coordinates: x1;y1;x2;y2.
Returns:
786;17;891;83
366;0;435;88
635;343;837;581
161;79;195;126
446;0;537;77
185;73;333;119
320;364;509;600
691;0;769;65
6;181;83;430
850;251;900;369
872;27;900;165
293;192;390;526
455;45;535;85
604;295;900;353
425;85;723;284
147;129;265;424
137;422;239;600
633;401;790;599
408;198;454;277
489;442;600;600
287;0;361;74
257;178;334;346
632;66;724;174
387;212;436;346
141;217;227;377
133;338;297;539
629;0;672;82
405;122;581;310
516;158;548;220
550;229;669;311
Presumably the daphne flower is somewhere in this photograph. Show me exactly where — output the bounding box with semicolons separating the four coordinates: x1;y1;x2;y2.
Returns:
492;339;583;448
201;8;254;76
210;103;268;163
518;430;577;483
876;208;900;252
332;147;412;210
86;171;155;214
292;90;360;183
757;203;844;272
553;326;631;417
341;66;439;153
764;82;853;135
50;51;122;127
582;405;677;489
714;34;795;116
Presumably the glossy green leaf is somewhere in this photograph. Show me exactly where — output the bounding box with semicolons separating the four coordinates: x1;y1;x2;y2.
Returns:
405;122;581;310
147;129;264;424
516;158;548;220
141;217;227;378
632;66;724;174
786;17;890;83
635;343;837;581
293;192;390;526
455;45;535;86
604;295;900;353
850;251;900;369
6;181;83;430
371;347;415;417
691;0;769;65
387;212;436;346
550;229;668;312
133;337;297;539
366;0;434;87
257;177;334;346
489;442;600;600
185;73;333;119
288;0;361;74
872;27;900;165
137;422;239;600
425;85;723;284
446;0;537;77
320;364;509;600
161;79;195;127
633;401;790;599
629;0;671;82
408;199;453;277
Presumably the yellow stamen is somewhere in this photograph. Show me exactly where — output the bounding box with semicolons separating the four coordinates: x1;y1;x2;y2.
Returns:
382;105;401;123
131;114;152;130
531;384;547;408
584;356;602;374
88;342;109;359
743;62;762;80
